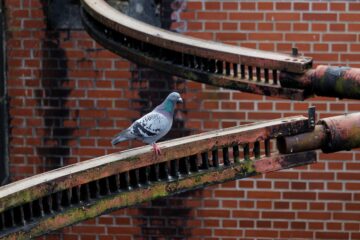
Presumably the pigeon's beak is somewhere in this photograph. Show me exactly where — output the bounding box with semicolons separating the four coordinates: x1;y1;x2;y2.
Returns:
177;97;183;103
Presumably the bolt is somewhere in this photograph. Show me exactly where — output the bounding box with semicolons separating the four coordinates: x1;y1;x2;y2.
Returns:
292;47;299;56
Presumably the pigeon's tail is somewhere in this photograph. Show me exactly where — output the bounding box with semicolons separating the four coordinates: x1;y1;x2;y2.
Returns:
111;133;129;145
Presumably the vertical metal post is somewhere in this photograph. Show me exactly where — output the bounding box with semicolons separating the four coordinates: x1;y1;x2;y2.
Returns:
0;0;9;185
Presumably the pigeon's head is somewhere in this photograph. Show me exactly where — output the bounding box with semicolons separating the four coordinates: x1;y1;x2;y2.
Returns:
161;92;183;113
166;92;183;104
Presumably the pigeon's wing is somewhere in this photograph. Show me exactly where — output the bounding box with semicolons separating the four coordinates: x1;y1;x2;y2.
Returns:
130;111;171;143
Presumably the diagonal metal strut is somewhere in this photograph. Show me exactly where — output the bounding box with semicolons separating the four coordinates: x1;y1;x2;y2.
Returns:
0;116;316;239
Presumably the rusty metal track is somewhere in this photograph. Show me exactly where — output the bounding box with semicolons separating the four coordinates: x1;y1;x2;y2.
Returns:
0;116;316;239
80;0;313;100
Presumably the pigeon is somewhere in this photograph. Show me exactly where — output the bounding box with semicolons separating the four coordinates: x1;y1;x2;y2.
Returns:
111;92;183;156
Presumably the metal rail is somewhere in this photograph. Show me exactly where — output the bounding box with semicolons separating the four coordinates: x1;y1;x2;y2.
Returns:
80;0;313;100
0;116;316;239
81;0;360;100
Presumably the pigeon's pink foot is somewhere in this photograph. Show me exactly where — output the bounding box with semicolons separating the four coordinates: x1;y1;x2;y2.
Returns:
152;143;161;156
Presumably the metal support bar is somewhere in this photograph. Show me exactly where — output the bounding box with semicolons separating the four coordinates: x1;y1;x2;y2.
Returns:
280;65;360;100
0;115;316;239
278;112;360;154
80;0;313;100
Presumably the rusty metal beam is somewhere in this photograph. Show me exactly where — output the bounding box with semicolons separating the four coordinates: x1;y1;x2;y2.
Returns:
79;0;313;100
81;0;360;101
278;113;360;154
81;0;312;73
280;65;360;100
0;115;316;239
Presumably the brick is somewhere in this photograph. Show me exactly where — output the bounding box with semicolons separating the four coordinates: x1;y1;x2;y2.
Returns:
276;2;291;10
274;201;289;209
205;2;220;10
280;231;313;239
258;2;273;10
340;13;360;21
326;201;343;209
216;32;247;41
303;13;337;21
246;230;278;238
257;200;272;209
257;220;271;228
312;23;328;32
323;34;357;42
341;54;360;62
187;2;202;10
223;2;238;10
266;12;300;21
294;23;309;31
350;3;360;11
214;229;242;236
299;212;331;220
197;209;230;218
197;11;227;20
301;172;334;180
240;2;255;10
275;23;291;31
239;220;254;228
248;112;281;120
292;2;308;10
285;33;320;42
312;2;328;11
262;211;295;219
338;172;360;180
258;22;274;31
248;33;282;41
283;192;316;200
273;221;288;229
229;12;263;21
334;213;360;221
233;210;259;218
310;202;325;210
316;232;349;240
214;190;244;198
247;191;280;199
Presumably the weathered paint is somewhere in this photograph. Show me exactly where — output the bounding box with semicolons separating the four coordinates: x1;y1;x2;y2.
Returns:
280;65;360;100
80;9;307;100
277;125;327;154
0;152;316;239
0;114;317;238
278;113;360;154
80;0;312;73
320;112;360;153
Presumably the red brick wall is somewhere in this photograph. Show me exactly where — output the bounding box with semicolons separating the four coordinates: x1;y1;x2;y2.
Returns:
5;0;360;239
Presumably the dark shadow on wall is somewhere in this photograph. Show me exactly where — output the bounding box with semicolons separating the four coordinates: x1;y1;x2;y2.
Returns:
124;0;199;239
131;70;197;239
35;1;78;172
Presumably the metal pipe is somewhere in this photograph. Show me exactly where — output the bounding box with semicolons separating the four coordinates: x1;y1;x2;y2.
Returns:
278;113;360;154
280;65;360;99
277;125;326;154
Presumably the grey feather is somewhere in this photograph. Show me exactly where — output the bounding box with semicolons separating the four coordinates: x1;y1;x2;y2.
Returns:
111;92;182;146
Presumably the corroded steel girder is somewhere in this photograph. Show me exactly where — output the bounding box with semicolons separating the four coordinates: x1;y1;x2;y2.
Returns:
80;0;360;101
80;0;313;100
0;116;316;239
280;65;360;99
278;113;360;154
